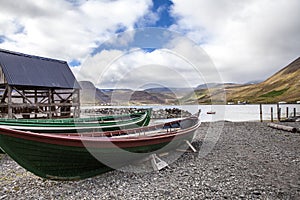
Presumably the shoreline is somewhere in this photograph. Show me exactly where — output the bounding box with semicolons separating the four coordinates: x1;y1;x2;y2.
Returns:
1;121;300;199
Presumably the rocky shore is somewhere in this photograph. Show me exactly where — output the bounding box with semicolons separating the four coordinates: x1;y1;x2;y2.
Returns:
1;121;300;199
81;107;192;119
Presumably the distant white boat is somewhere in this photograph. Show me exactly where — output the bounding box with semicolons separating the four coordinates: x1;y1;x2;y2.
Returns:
278;101;287;104
207;111;216;114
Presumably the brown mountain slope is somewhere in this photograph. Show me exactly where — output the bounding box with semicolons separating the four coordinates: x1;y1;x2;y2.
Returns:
80;57;300;105
79;81;165;105
225;57;300;103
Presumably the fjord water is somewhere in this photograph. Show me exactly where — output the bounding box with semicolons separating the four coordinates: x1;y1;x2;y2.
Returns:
84;104;300;122
152;104;300;122
203;104;300;122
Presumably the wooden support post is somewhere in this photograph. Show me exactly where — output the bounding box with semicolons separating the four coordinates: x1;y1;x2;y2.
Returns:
1;85;8;103
286;107;289;119
35;89;38;118
185;140;197;152
150;154;168;171
7;86;12;118
271;107;274;122
259;104;263;122
22;89;29;119
294;108;296;117
48;89;52;119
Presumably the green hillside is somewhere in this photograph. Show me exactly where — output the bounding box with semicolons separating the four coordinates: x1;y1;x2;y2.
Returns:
195;57;300;104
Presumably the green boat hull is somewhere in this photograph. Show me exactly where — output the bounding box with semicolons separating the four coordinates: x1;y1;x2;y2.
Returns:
0;135;192;180
0;117;199;180
0;110;151;133
0;135;113;180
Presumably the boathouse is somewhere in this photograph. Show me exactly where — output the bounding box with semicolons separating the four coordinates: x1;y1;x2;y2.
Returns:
0;49;80;119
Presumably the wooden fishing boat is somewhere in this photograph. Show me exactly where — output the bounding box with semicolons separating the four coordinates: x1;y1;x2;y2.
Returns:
0;111;148;124
0;110;151;133
0;114;200;180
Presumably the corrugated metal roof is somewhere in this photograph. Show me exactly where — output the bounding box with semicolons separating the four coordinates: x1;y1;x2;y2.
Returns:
0;49;80;89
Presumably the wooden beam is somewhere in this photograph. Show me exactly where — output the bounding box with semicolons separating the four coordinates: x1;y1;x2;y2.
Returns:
268;123;298;133
9;102;78;107
53;91;73;102
12;87;45;114
13;87;34;104
3;86;80;119
39;96;48;104
0;85;8;103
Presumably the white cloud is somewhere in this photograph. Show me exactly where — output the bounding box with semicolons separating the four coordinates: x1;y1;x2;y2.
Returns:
0;0;152;62
74;49;124;84
170;0;300;83
2;0;299;88
75;33;223;89
77;48;201;89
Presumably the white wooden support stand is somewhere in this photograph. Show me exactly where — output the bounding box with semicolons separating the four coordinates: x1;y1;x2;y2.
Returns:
150;154;169;171
184;140;197;152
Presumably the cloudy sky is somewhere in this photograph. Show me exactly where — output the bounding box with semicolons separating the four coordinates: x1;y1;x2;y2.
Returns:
0;0;299;89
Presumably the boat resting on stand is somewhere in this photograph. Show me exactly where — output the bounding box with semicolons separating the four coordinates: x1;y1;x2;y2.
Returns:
0;111;201;180
0;109;151;133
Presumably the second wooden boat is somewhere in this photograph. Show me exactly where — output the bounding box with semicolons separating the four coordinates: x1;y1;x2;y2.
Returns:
0;110;151;133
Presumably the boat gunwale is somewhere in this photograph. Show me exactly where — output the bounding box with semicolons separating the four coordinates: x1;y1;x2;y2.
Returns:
0;117;200;148
0;112;149;130
0;111;149;126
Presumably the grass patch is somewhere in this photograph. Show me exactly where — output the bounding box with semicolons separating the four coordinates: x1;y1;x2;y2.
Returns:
260;88;289;98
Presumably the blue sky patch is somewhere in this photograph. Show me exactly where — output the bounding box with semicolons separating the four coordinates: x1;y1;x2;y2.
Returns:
115;24;127;34
141;48;156;53
15;25;25;34
65;0;85;7
151;0;175;27
69;59;81;67
91;28;176;56
134;0;175;28
92;0;176;55
0;36;5;44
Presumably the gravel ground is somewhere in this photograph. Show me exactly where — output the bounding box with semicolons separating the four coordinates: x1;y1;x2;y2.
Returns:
0;121;300;199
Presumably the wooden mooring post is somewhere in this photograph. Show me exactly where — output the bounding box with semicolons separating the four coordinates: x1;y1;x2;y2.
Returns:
271;107;274;122
259;104;263;122
277;103;281;122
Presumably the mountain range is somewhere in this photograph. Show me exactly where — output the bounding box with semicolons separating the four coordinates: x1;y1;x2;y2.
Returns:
224;57;300;104
79;57;300;105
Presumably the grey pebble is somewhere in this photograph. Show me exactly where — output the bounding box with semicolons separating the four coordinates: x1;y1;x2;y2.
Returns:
0;121;300;199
